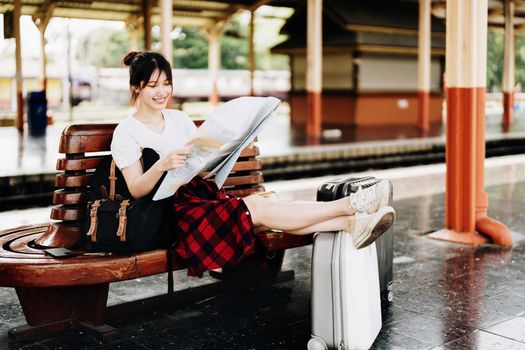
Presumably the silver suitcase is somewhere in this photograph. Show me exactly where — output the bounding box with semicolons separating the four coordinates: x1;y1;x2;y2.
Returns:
316;177;393;306
308;233;382;350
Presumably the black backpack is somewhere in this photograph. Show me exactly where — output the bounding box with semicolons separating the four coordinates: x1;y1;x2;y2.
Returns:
83;149;177;295
84;149;171;253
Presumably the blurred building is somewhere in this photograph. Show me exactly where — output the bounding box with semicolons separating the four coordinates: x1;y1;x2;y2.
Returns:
272;1;446;127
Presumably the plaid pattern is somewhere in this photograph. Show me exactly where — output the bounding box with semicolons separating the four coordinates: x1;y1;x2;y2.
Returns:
172;177;255;277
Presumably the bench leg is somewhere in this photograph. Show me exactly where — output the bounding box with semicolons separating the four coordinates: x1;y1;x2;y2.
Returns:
210;250;295;284
9;284;112;342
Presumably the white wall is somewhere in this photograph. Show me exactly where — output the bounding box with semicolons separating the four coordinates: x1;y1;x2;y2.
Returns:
292;53;353;90
359;54;441;91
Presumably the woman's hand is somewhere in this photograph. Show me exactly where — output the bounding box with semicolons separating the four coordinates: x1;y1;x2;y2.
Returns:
156;145;193;172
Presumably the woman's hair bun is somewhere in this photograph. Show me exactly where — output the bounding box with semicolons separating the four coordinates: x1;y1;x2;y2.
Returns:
122;51;141;66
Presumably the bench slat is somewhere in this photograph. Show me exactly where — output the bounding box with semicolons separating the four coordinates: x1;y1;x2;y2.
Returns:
231;160;261;171
53;189;87;205
223;172;263;187
60;135;112;154
50;206;84;221
55;174;92;188
59;124;116;153
56;157;105;171
56;157;260;172
239;146;259;157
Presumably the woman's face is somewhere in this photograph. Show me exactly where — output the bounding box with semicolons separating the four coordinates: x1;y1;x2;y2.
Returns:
136;69;172;113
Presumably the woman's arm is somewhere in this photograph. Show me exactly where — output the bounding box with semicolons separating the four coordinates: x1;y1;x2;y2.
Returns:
121;145;192;199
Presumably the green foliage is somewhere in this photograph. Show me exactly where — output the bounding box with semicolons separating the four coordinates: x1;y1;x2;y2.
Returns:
487;30;504;92
515;32;525;90
172;28;207;68
487;29;525;92
221;33;248;69
77;28;130;67
75;14;289;71
173;22;249;69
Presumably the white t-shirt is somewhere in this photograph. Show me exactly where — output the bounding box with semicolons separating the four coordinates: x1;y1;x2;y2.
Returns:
111;109;197;170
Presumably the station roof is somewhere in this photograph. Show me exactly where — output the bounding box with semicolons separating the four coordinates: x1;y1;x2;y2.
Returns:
0;0;524;33
270;0;525;55
0;0;272;29
271;0;446;55
432;0;525;30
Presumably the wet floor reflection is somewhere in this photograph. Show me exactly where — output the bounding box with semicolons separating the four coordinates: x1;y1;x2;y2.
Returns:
289;122;446;146
441;246;513;347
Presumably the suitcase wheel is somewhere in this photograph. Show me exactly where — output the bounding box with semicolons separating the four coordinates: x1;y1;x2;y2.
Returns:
307;336;328;350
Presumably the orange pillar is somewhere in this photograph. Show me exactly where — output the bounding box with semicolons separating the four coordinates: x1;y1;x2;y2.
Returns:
502;0;515;128
417;0;431;130
429;0;511;246
306;0;322;138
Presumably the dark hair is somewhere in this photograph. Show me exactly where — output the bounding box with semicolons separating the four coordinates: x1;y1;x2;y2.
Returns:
121;51;173;105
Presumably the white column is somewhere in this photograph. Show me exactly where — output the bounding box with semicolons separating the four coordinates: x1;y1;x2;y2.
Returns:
14;0;24;132
503;0;515;127
208;30;221;105
249;11;255;96
306;0;323;137
430;0;490;244
33;2;55;93
160;0;173;64
206;27;222;105
39;30;47;91
128;18;140;51
445;0;487;89
417;0;431;130
418;0;431;92
306;0;322;95
503;0;515;94
131;27;139;51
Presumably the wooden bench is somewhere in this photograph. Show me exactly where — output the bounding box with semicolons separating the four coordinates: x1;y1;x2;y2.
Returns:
0;123;312;342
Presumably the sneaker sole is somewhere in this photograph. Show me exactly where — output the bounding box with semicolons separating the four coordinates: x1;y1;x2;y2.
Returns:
353;207;396;249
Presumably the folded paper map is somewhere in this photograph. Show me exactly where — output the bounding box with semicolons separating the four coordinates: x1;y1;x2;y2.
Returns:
153;96;280;200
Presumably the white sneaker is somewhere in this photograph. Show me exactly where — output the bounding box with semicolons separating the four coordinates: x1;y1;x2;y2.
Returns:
351;206;396;249
349;180;391;214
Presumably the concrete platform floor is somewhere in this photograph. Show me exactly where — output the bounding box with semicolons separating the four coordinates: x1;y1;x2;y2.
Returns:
1;155;525;349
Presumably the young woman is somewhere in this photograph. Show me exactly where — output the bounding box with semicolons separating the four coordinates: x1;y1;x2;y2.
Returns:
111;51;396;277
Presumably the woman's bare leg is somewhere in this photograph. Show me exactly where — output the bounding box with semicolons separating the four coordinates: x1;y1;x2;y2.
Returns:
242;195;356;232
284;215;355;235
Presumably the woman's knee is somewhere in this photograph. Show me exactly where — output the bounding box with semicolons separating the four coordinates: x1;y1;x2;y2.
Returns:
242;195;269;225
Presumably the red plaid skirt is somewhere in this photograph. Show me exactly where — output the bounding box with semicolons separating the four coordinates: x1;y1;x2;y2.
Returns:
172;177;255;277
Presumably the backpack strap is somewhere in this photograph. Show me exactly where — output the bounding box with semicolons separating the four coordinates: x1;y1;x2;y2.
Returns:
86;200;102;242
108;160;117;200
117;199;130;242
167;243;175;296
